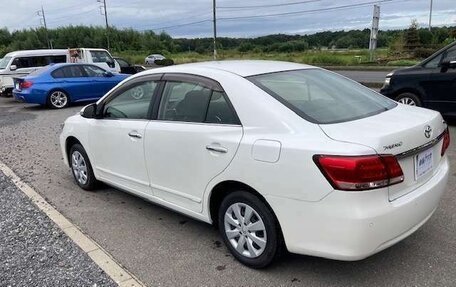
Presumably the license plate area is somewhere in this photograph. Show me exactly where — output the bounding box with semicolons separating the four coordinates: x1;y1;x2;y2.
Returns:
414;148;433;180
15;82;20;91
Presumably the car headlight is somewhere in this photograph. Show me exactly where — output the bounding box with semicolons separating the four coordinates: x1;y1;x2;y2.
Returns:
383;77;391;87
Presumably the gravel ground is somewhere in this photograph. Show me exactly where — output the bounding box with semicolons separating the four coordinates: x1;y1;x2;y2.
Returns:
0;170;116;287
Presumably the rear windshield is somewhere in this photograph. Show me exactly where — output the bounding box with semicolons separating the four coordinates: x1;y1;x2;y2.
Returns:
248;69;396;124
0;56;11;69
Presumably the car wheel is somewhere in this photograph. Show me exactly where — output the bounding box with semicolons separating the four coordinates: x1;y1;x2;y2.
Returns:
218;191;282;268
395;92;422;107
48;90;70;109
69;144;98;191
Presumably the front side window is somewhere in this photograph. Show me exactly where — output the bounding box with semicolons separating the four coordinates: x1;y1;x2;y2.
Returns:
90;50;114;63
442;46;456;63
116;58;129;68
13;57;34;69
0;56;11;69
103;81;158;120
83;65;106;77
248;69;396;124
424;54;442;68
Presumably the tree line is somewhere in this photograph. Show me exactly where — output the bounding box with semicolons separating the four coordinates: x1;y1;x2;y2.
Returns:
0;24;455;57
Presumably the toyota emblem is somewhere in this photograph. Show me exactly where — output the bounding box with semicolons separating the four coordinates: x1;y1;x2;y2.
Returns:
424;125;432;138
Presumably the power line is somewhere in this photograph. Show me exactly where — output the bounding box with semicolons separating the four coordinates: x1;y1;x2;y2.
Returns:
217;0;405;21
143;19;212;31
217;0;321;9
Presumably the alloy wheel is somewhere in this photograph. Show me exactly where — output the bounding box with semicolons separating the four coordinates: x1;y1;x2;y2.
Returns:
398;97;416;106
50;91;68;108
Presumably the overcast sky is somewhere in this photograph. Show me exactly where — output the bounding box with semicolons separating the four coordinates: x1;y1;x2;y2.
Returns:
1;0;455;38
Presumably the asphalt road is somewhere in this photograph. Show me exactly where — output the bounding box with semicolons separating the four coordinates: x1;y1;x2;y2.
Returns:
0;96;455;287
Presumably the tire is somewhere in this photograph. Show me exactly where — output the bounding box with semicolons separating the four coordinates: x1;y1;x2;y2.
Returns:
395;92;422;107
47;90;70;109
69;144;98;191
218;191;282;268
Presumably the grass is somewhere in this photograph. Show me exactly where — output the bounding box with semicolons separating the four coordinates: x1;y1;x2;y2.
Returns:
114;49;419;68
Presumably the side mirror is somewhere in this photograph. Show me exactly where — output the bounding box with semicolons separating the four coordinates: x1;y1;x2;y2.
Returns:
80;103;97;119
104;71;114;77
10;65;17;71
440;60;456;71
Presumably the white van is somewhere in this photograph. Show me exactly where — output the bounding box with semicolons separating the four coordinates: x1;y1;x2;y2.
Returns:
0;48;120;96
0;49;68;96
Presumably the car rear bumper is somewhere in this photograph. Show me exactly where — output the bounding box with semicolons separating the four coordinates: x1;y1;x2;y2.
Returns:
266;156;449;261
13;90;46;105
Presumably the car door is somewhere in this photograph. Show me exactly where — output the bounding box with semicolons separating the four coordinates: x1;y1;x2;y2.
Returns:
423;45;456;114
59;65;94;101
82;65;116;99
144;74;243;213
88;75;161;195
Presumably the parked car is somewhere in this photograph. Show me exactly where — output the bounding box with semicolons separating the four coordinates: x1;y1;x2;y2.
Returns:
60;60;449;268
113;57;146;74
144;54;165;65
381;41;456;116
0;49;68;97
13;63;129;109
1;48;120;97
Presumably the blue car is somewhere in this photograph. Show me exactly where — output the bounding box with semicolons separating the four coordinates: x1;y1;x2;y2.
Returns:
13;63;129;109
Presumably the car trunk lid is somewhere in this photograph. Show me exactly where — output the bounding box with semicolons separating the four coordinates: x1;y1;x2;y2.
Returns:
319;104;446;200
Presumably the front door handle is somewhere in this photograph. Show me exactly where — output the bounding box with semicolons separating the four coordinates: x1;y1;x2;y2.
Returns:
128;131;142;139
206;144;228;153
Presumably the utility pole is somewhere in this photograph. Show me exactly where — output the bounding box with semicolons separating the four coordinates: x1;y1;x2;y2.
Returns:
369;5;380;62
213;0;217;60
98;0;110;50
429;0;433;32
37;6;51;49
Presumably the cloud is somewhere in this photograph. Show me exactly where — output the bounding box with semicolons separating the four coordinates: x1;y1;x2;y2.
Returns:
0;0;454;38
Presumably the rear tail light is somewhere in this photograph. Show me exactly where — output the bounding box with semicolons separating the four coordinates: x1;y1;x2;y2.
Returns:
441;128;450;156
20;81;33;89
313;154;404;191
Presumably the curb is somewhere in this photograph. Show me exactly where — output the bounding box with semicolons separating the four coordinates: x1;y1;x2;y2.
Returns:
0;161;146;287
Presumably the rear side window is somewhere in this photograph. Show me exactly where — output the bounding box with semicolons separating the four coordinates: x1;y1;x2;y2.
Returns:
51;66;85;78
12;55;66;69
158;81;211;122
248;69;396;124
206;91;239;125
158;81;240;125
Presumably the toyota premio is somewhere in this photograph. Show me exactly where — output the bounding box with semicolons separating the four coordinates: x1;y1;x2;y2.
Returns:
60;61;450;268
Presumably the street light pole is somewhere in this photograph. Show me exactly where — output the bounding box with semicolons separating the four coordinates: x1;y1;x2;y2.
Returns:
429;0;433;32
213;0;217;60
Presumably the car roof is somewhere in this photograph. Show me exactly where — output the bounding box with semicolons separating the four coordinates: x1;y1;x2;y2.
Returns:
5;49;68;57
152;60;314;77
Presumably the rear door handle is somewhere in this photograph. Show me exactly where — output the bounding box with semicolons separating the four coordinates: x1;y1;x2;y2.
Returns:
128;131;142;139
206;144;228;153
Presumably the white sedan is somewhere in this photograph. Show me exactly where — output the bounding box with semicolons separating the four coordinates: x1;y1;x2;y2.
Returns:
144;54;165;65
60;61;450;268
